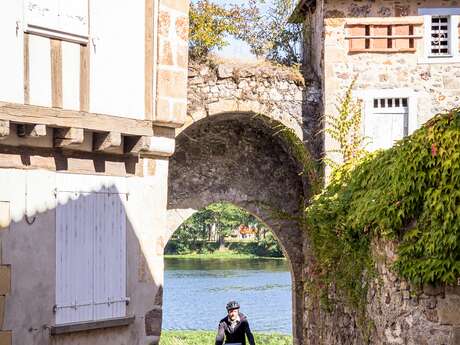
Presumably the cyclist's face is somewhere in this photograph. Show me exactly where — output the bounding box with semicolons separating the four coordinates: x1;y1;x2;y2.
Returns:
228;308;239;320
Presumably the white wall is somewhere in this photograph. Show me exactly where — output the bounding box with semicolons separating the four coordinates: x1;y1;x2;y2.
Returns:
0;0;24;104
89;0;145;119
0;162;169;345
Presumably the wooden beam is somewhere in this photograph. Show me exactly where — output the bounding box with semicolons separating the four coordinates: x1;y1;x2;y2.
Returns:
145;0;154;120
17;124;47;138
24;33;30;105
346;16;424;26
0;103;154;136
50;316;135;335
51;39;63;108
93;131;122;152
80;44;90;112
124;136;149;155
54;128;84;148
0;121;10;139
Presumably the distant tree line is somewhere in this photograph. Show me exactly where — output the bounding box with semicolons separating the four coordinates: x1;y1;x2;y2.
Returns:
167;202;283;257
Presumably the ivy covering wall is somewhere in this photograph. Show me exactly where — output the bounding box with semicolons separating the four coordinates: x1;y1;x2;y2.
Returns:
305;108;460;309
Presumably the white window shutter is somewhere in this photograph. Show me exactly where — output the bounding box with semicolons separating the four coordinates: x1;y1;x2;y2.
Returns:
56;192;95;324
365;97;409;151
56;191;127;324
93;193;127;320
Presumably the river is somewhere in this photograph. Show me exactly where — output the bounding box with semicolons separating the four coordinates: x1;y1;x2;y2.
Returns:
163;258;292;334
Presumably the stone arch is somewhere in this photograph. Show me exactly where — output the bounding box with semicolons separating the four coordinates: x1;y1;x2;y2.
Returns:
167;111;310;345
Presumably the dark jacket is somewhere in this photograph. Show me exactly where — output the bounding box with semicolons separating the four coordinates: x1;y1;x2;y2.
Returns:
215;312;256;345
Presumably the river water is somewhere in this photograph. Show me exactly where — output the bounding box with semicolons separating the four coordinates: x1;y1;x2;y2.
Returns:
163;258;292;334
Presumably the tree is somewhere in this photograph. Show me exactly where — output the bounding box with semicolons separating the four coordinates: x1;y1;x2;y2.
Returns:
189;0;255;60
324;79;369;169
188;0;302;65
237;0;303;65
174;203;263;248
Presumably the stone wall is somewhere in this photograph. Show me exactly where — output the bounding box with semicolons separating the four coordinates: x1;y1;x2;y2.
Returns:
166;60;322;345
303;240;460;345
186;61;322;156
318;0;460;157
156;0;189;127
298;1;460;343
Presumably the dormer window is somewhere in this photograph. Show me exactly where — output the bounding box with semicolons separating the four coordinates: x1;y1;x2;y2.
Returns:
419;8;460;63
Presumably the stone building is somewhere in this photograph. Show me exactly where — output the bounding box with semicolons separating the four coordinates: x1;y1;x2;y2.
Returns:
0;0;188;344
292;0;460;154
290;1;460;344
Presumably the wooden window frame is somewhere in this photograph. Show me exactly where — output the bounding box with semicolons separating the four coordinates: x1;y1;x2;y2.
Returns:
346;19;423;53
419;8;460;64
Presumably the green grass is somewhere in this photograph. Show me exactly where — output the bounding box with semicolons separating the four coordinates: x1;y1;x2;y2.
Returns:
160;330;292;345
164;250;286;260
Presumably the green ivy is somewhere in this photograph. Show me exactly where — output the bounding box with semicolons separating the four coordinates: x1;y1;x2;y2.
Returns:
305;108;460;311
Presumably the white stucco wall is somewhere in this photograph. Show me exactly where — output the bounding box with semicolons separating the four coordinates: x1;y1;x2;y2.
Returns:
0;161;169;345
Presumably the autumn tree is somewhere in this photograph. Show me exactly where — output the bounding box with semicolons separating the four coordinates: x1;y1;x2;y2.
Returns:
189;0;256;60
189;0;302;66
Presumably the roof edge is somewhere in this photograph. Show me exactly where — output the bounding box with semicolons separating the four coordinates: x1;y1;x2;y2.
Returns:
288;0;316;24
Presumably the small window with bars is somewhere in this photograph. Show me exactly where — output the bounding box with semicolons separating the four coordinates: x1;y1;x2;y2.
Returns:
430;15;451;56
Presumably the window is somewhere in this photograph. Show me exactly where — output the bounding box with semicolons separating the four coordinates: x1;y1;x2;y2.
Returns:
24;0;89;43
430;16;451;56
419;8;460;63
55;191;127;325
358;89;417;151
346;18;423;53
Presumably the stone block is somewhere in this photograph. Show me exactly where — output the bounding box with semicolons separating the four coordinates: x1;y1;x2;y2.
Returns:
453;327;460;345
0;296;4;328
161;0;189;12
0;203;10;230
157;70;188;100
423;284;444;296
218;65;234;79
438;295;460;325
0;331;11;345
443;76;460;90
145;307;162;336
158;10;171;37
175;16;188;41
173;101;187;124
207;99;238;115
0;267;10;295
159;40;173;66
176;44;188;68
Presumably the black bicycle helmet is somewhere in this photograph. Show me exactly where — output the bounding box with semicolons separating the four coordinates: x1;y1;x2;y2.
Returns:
226;300;240;311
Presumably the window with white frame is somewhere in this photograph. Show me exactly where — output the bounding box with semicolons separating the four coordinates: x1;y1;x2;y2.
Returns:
419;8;460;62
359;90;417;151
55;191;127;325
24;0;89;43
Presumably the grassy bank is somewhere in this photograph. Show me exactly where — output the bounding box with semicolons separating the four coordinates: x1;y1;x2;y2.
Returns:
160;330;292;345
165;238;284;259
164;250;286;260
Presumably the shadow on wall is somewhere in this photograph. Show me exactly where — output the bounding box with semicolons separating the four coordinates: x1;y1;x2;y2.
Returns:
0;176;163;345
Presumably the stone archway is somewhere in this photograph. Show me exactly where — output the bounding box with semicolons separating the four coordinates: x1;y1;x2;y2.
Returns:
166;112;310;345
